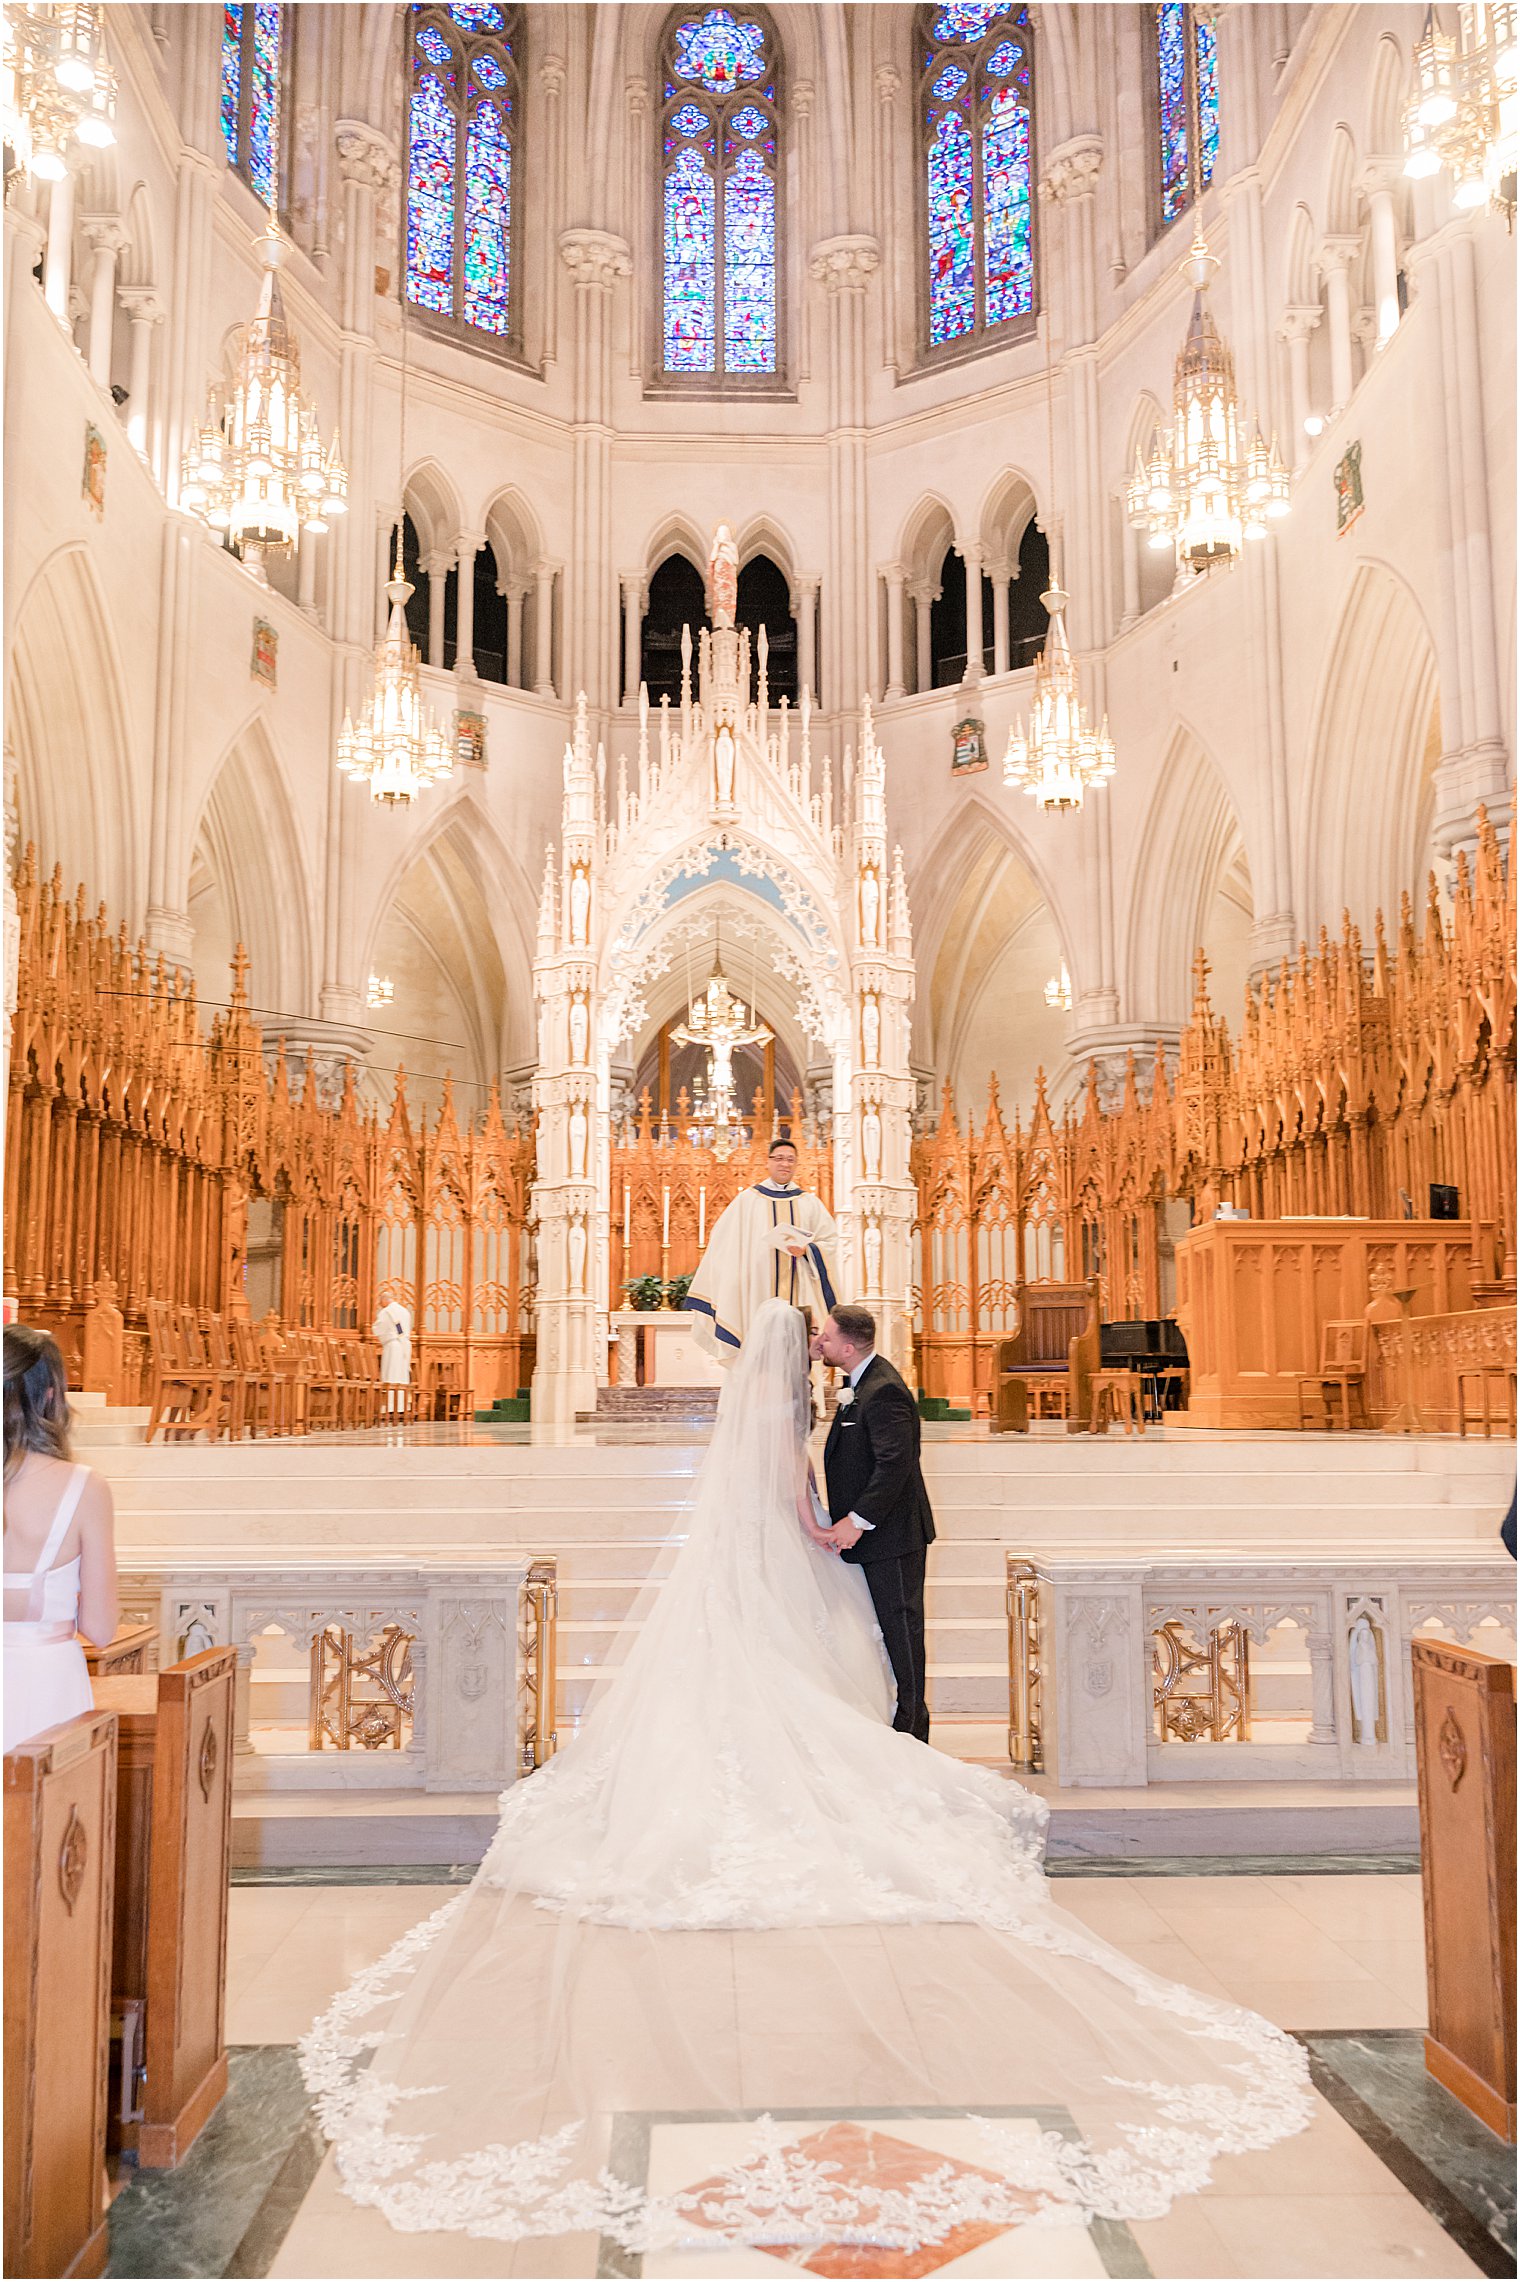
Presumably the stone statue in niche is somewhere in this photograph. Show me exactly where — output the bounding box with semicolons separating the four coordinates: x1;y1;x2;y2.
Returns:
569;991;589;1066
707;521;739;629
568;1214;587;1295
861;992;881;1068
568;1102;588;1181
859;866;880;949
1349;1615;1382;1745
864;1217;883;1294
861;1102;882;1182
714;722;737;811
569;864;590;946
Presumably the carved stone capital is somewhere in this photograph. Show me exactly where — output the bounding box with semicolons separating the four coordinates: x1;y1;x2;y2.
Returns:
1277;303;1322;342
791;78;816;117
1315;232;1361;279
119;286;165;325
559;228;633;289
335;119;399;196
624;72;648;114
875;62;902;102
81;213;129;255
540;53;568;97
808;233;881;292
1041;135;1103;204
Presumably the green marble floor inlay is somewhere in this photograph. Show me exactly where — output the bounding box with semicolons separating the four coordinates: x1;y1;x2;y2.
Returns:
105;2046;321;2280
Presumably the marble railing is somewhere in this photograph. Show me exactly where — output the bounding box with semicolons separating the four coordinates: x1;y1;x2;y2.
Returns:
115;1556;555;1792
1007;1553;1516;1788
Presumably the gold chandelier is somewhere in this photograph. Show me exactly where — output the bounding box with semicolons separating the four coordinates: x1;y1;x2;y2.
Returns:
1;3;116;181
337;543;453;805
1002;587;1115;811
1126;227;1289;575
1404;3;1518;215
179;222;347;569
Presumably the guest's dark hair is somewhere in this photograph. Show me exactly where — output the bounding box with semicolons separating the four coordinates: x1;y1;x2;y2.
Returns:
829;1303;875;1349
3;1326;73;1480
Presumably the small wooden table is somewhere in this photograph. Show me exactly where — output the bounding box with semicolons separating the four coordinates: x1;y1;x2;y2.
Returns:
1089;1369;1145;1435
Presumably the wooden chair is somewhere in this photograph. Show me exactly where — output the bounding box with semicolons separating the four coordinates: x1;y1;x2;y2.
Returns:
90;1649;235;2168
144;1299;216;1443
990;1281;1100;1436
1456;1367;1518;1439
298;1331;341;1433
4;1707;119;2279
201;1314;251;1440
1296;1321;1370;1429
231;1315;280;1437
427;1355;474;1423
256;1318;300;1436
177;1309;237;1442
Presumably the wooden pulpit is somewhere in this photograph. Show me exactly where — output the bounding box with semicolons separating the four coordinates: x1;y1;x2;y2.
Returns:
1411;1639;1517;2140
90;1647;236;2168
4;1708;119;2280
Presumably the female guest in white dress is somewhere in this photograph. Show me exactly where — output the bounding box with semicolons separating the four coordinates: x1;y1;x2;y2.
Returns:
3;1327;119;1751
302;1301;1312;2262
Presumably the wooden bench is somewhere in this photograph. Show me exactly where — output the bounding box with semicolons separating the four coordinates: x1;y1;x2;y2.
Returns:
83;1622;159;1679
90;1648;235;2168
4;1708;118;2279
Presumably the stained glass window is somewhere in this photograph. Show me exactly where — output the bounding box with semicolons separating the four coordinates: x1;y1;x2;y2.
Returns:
920;2;1034;353
661;9;779;378
220;3;283;208
406;4;523;344
1155;3;1219;227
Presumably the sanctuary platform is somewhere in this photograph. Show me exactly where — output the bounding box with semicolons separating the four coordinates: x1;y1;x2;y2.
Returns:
88;1421;1516;1869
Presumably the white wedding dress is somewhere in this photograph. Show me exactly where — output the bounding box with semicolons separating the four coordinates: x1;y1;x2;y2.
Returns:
301;1301;1311;2257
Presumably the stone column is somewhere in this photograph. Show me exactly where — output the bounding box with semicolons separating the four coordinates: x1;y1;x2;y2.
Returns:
505;578;527;688
882;563;906;700
119;287;163;457
375;512;395;641
425;553;449;667
145;515;198;962
809;236;879;712
1278;306;1321;469
959;543;984;683
82;215;126;387
1119;508;1140;630
1361;161;1403;345
297;529;319;615
1316;235;1359;414
537;54;567;373
163;4;223;503
619;570;645;702
532;559;558;695
911;581;933;694
1307;1629;1338;1746
795;573;820;705
454;533;482;676
559;229;632;708
43;170;74;320
990;564;1010;676
874;63;902;376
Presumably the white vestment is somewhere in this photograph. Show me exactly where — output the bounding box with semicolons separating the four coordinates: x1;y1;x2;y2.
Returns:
371;1300;413;1386
683;1181;838;1361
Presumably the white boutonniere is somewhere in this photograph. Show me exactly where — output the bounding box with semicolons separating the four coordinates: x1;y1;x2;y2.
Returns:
835;1386;856;1411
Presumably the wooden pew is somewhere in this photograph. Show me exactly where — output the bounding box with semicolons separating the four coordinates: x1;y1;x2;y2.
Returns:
83;1621;159;1679
90;1648;235;2168
1411;1639;1517;2141
4;1709;118;2280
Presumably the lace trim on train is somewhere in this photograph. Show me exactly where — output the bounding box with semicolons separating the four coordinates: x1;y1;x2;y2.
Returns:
298;1865;1313;2252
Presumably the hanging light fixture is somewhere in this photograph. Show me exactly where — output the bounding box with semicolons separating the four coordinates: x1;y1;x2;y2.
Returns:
335;143;452;806
2;3;116;183
1003;255;1117;812
1125;225;1289;575
1403;4;1517;217
367;974;394;1008
179;221;347;572
1044;965;1072;1011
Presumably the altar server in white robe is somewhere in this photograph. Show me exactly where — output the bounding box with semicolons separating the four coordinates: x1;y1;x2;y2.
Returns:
371;1298;414;1415
683;1137;839;1363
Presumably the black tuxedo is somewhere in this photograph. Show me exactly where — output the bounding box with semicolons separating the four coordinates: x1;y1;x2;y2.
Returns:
823;1355;936;1742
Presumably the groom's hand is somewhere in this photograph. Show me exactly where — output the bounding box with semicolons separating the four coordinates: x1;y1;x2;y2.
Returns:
831;1517;866;1551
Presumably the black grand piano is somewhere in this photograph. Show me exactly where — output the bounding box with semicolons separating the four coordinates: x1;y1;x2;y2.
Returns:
1098;1318;1190;1416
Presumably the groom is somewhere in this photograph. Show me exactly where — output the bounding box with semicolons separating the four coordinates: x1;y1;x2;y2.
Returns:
810;1305;936;1744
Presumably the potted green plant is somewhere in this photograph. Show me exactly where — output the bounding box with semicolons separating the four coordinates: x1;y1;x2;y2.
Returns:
622;1274;666;1313
663;1273;694;1311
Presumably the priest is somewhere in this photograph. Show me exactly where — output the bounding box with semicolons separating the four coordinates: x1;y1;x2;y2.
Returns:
683;1136;838;1363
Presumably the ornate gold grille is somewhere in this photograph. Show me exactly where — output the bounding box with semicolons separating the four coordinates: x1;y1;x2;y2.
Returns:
308;1623;415;1750
1152;1619;1251;1742
518;1558;559;1773
1006;1555;1044;1772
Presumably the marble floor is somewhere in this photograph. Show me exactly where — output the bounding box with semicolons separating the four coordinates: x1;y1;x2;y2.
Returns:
102;1866;1515;2282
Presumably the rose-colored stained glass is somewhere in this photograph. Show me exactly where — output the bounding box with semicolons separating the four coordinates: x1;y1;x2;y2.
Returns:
930;0;1011;37
673;7;766;92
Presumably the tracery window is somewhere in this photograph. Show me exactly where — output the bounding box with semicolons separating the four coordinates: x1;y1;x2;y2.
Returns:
919;1;1035;356
1153;1;1219;229
221;2;282;207
406;3;523;344
659;7;780;379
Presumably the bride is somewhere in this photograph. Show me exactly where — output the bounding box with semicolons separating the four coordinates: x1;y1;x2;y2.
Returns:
302;1300;1311;2257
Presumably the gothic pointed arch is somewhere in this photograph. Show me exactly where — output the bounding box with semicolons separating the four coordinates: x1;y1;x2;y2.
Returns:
917;0;1037;360
1125;726;1254;1030
405;1;525;350
657;3;782;382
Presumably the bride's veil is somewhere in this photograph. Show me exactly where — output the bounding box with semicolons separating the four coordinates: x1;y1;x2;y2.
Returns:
300;1297;1312;2256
